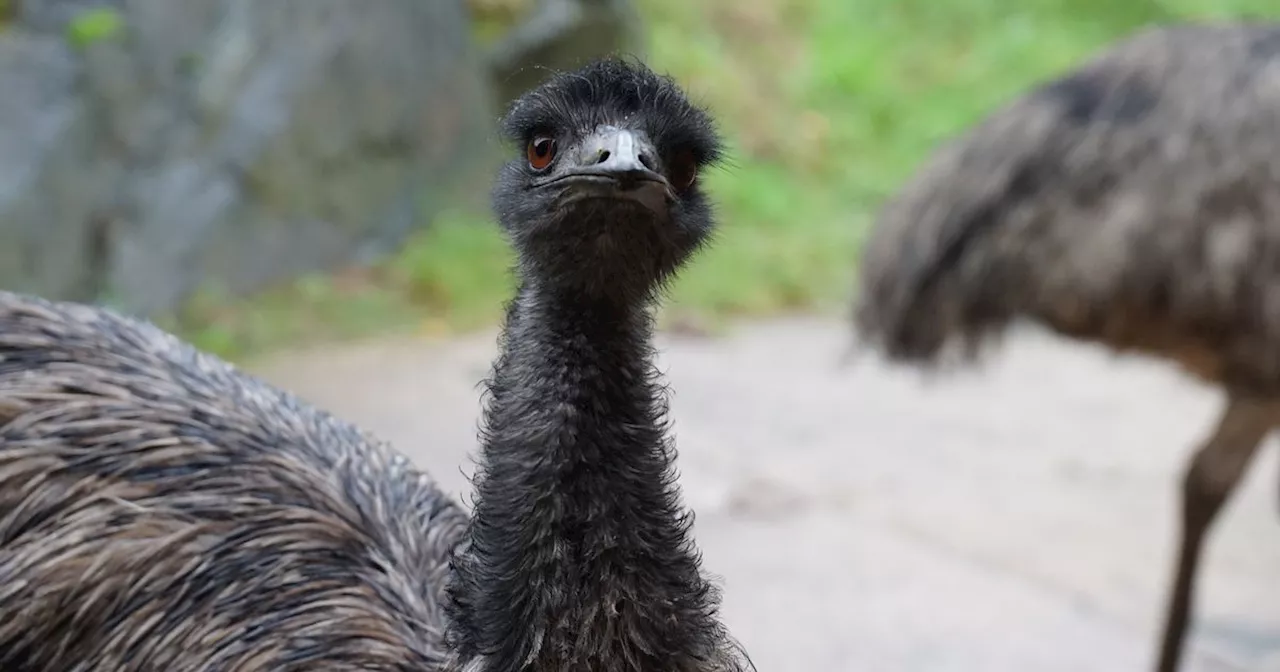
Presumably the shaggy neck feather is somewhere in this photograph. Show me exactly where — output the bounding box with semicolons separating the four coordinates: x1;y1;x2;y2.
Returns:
446;275;725;671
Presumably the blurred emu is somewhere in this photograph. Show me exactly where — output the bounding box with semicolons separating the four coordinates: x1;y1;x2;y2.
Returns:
0;58;751;672
853;21;1280;672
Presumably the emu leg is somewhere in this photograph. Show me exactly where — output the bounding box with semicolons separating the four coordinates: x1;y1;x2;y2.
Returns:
1154;395;1274;672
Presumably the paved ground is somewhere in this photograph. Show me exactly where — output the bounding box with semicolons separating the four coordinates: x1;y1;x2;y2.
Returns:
251;318;1280;672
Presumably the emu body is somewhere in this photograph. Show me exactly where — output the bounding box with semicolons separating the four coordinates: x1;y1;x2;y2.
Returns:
0;291;468;669
854;21;1280;672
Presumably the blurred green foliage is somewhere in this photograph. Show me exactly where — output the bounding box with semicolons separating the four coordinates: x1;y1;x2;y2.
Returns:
171;0;1280;360
468;0;532;45
66;8;124;48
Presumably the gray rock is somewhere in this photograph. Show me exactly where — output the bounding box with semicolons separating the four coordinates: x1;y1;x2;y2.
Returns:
487;0;643;108
0;0;496;315
0;32;108;302
16;0;124;34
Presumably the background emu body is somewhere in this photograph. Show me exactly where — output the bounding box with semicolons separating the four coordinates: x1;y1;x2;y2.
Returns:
854;21;1280;672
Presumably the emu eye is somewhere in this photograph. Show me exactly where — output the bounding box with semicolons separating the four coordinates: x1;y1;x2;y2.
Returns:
527;136;556;170
669;149;698;190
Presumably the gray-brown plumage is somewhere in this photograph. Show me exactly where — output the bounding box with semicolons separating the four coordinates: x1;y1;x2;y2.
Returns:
0;289;469;670
0;58;749;672
853;21;1280;672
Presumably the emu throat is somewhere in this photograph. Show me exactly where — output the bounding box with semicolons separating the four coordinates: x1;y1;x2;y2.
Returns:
450;280;717;669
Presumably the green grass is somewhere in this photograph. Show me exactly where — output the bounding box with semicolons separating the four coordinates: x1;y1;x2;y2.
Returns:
165;210;516;356
172;0;1280;359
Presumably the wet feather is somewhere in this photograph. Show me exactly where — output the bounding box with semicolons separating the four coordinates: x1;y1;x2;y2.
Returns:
0;289;469;670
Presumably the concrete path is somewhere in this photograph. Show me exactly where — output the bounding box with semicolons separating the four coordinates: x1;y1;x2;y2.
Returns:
250;318;1280;672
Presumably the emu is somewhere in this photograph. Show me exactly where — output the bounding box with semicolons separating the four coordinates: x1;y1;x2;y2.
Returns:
852;21;1280;672
0;58;752;672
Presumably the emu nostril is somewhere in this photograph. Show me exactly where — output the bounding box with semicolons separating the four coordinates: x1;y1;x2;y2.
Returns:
638;152;656;170
595;150;611;164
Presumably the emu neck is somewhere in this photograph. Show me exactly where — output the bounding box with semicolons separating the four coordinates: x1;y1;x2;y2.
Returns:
451;279;724;670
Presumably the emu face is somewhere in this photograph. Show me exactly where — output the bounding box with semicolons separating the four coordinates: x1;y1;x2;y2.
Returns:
491;59;724;300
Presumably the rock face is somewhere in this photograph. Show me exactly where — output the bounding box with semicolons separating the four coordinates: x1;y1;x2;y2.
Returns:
485;0;643;108
0;0;496;315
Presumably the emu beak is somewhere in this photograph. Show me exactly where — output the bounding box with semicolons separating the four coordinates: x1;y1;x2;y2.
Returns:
551;128;671;215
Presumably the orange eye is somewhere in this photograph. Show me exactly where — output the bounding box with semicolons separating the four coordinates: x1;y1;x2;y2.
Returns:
527;136;556;170
669;150;698;190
